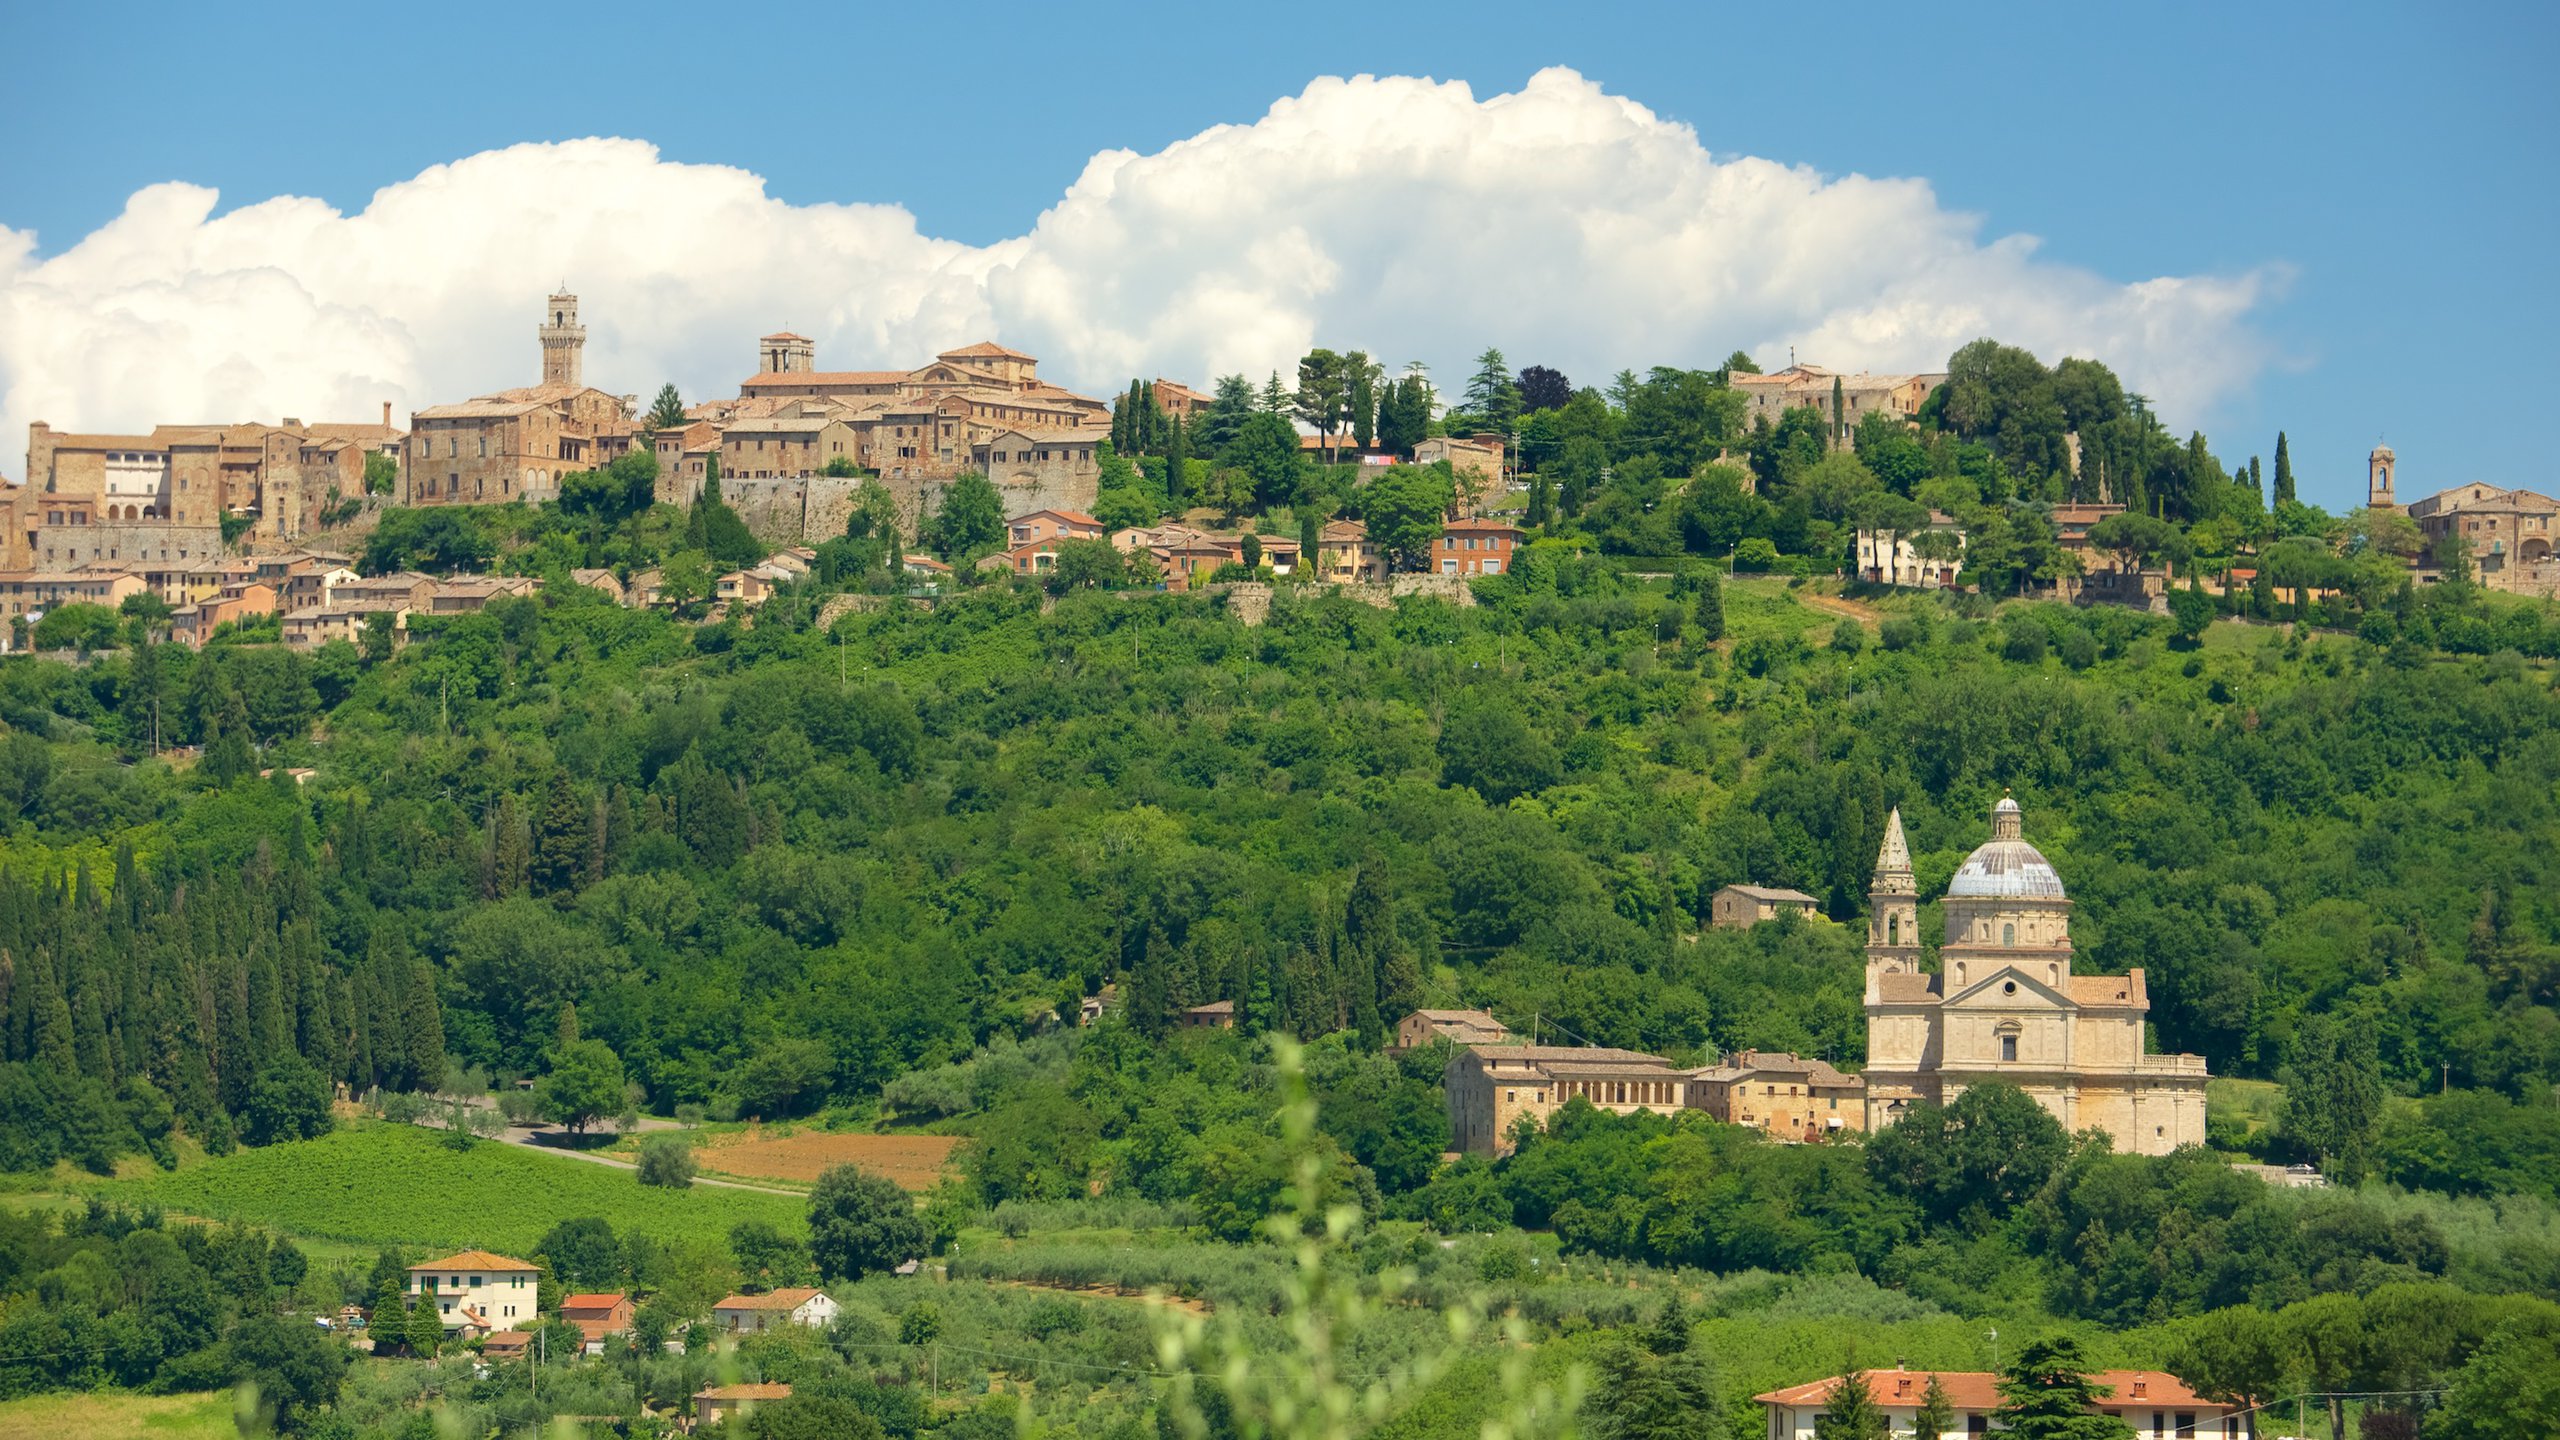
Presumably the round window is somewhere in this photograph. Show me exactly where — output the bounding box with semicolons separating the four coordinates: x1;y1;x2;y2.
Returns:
2002;980;2017;996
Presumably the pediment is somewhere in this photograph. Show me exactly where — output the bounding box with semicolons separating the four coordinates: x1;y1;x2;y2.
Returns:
1942;965;2073;1011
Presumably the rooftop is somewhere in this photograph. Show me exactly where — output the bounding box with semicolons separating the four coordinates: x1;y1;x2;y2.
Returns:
410;1250;537;1273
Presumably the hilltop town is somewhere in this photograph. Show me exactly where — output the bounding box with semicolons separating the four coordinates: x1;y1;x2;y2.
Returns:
0;292;2555;1440
5;290;2536;662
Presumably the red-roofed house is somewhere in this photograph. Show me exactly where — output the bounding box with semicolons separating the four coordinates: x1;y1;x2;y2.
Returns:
560;1293;635;1354
408;1251;538;1332
1007;509;1105;547
1755;1368;2237;1440
1433;517;1524;577
696;1382;792;1428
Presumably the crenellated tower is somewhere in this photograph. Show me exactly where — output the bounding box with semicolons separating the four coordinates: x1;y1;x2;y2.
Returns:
540;292;586;389
1866;806;1921;978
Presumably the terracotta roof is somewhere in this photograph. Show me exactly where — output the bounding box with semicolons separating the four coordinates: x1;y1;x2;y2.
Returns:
1186;1000;1236;1014
2067;972;2148;1007
559;1293;627;1311
413;400;545;420
759;331;812;342
1464;1043;1671;1065
1720;884;1818;903
410;1250;538;1272
481;1331;532;1353
1441;517;1525;534
721;416;847;435
740;371;909;390
1320;519;1368;541
1874;973;1940;1004
1754;1369;2215;1414
938;341;1035;361
715;1287;826;1310
1011;508;1101;527
698;1383;794;1401
982;427;1097;444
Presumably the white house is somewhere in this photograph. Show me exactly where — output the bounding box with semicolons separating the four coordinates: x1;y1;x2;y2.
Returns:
712;1287;839;1334
1854;512;1966;588
407;1250;539;1332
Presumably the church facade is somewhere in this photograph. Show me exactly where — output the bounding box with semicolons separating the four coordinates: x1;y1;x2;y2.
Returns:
1861;798;2208;1155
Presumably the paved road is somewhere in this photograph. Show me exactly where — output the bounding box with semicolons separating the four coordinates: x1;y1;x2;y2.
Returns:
492;1123;803;1198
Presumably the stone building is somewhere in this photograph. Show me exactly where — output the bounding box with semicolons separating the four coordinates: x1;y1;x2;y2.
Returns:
1446;1043;1691;1156
1390;1008;1514;1053
1686;1050;1864;1140
2367;443;2398;512
1709;884;1819;929
2407;478;2560;595
1860;800;2208;1154
13;411;401;568
400;292;633;507
1411;435;1505;513
1730;364;1944;440
1432;516;1522;577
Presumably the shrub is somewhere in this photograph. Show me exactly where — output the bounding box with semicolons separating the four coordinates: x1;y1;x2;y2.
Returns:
637;1133;698;1189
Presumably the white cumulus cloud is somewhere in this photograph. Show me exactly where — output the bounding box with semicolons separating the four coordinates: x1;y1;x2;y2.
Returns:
0;67;2274;462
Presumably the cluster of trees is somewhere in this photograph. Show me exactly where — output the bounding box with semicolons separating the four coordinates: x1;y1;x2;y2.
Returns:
0;1202;345;1431
1;538;2556;1179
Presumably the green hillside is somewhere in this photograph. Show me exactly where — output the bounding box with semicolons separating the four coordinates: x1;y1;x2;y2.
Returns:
100;1122;803;1255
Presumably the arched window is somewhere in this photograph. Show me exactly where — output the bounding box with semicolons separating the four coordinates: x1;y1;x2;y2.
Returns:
1886;914;1900;946
2003;922;2016;947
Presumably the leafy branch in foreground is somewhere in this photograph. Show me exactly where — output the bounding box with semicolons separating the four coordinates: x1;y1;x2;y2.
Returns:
1151;1036;1585;1440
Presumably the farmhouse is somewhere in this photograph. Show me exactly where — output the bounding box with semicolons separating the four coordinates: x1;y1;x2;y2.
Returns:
560;1292;635;1354
1391;1008;1514;1052
1709;884;1819;929
713;1287;838;1334
407;1250;539;1332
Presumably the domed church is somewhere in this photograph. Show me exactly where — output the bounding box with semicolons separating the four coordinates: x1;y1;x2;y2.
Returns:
1861;796;2208;1155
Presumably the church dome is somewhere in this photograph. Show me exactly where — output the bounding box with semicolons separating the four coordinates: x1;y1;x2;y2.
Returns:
1947;795;2068;901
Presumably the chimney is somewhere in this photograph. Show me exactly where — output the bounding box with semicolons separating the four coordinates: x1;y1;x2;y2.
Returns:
383;401;393;427
2132;1380;2148;1398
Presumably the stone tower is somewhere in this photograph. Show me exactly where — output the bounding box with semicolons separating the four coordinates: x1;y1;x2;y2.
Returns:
759;332;815;375
539;292;586;389
1866;807;1921;977
2369;443;2398;511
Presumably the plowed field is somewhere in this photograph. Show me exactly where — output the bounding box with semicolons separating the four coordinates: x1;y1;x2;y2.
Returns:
696;1130;963;1190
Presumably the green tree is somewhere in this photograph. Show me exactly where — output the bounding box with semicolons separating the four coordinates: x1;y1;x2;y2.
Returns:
929;472;1005;560
730;1219;809;1289
808;1164;927;1281
2166;581;2216;644
1813;1369;1888;1440
537;1039;626;1135
370;1276;407;1354
1991;1337;2132;1440
406;1293;444;1357
636;1132;697;1188
2429;1322;2560;1440
1865;1082;2070;1225
1464;347;1521;433
1910;1374;1956;1440
1359;463;1453;571
1439;702;1559;804
1294;349;1350;462
1693;571;1725;642
229;1312;351;1433
2277;1012;2383;1182
241;1054;334;1146
362;451;398;495
2272;431;2295;506
646;383;687;432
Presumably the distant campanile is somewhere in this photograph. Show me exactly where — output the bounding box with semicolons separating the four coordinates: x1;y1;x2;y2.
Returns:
540;292;586;389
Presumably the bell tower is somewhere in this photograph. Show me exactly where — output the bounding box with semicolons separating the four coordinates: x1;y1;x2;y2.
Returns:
540;291;586;389
2369;443;2398;511
1866;807;1921;977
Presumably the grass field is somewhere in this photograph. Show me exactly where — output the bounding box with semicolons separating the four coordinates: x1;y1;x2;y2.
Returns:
96;1122;805;1255
0;1390;235;1440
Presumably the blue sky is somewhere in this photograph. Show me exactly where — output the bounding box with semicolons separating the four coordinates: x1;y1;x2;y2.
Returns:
3;1;2550;511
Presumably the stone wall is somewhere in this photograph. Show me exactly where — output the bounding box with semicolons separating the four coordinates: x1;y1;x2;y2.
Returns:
32;519;225;569
724;476;865;547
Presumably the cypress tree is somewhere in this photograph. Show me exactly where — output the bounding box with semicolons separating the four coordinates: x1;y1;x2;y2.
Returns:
1694;571;1726;642
532;770;586;897
403;961;445;1093
1911;1374;1957;1440
407;1295;443;1357
1832;375;1846;447
2248;455;2263;498
1161;415;1188;507
1262;372;1290;414
2273;432;2295;506
1814;1369;1888;1440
